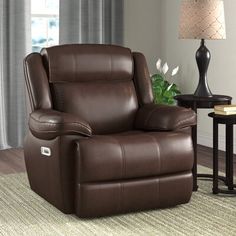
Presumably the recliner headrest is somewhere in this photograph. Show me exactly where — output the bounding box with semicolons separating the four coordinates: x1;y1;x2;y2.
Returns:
41;44;134;83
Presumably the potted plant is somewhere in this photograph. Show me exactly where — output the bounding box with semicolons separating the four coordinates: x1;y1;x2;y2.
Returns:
151;59;181;105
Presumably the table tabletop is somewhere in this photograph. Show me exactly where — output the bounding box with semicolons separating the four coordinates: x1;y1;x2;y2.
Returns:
209;112;236;123
175;94;232;109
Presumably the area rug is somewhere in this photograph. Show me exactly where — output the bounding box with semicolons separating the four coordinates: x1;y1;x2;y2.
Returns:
0;166;235;236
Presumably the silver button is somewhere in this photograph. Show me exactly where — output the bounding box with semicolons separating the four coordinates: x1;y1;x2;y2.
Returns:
40;147;51;157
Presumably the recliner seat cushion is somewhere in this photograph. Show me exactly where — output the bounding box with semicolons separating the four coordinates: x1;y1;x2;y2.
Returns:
76;131;193;183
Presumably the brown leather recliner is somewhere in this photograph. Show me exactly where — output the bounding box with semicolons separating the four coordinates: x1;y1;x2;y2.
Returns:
23;44;196;218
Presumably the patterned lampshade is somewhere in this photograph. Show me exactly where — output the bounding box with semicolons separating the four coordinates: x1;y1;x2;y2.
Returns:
179;0;226;40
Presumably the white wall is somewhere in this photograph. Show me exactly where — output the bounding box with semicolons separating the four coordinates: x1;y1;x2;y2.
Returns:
124;0;236;151
160;0;236;151
123;0;161;73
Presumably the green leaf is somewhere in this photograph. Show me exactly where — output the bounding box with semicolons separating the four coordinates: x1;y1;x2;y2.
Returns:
151;74;164;81
152;73;181;105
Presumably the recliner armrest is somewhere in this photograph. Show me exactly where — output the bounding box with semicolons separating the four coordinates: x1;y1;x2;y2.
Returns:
135;104;196;131
29;109;92;140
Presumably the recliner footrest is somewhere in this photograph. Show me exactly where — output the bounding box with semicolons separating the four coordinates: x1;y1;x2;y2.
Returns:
75;172;193;217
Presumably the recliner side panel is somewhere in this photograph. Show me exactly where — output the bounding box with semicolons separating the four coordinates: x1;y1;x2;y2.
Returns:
24;133;80;213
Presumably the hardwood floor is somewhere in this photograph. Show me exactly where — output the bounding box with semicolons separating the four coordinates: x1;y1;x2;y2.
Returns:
198;145;236;176
0;148;25;174
0;145;236;175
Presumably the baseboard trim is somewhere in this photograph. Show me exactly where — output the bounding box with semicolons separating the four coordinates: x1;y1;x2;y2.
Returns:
198;131;236;154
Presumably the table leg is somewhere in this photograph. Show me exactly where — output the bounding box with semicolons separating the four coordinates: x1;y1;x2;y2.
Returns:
213;119;219;194
225;125;230;186
192;125;198;191
226;124;234;190
191;102;198;192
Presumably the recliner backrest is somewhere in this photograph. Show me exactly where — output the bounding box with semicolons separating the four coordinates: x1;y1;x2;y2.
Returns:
24;44;154;134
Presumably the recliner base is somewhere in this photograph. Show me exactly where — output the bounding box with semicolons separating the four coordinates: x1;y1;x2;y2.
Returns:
76;172;193;218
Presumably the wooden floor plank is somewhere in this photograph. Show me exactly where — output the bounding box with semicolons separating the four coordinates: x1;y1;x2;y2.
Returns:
0;148;26;174
198;145;236;175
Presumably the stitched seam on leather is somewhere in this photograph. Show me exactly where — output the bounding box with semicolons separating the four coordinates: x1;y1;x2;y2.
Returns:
30;127;87;133
142;134;161;174
120;142;126;178
116;138;125;179
49;77;133;83
29;127;91;138
146;114;196;130
24;62;35;111
144;113;196;130
29;123;91;135
173;114;196;129
31;121;91;133
30;115;92;131
30;117;90;129
108;136;123;180
29;127;89;134
58;136;66;211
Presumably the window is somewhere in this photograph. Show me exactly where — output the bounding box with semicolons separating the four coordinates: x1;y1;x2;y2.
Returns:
31;0;59;52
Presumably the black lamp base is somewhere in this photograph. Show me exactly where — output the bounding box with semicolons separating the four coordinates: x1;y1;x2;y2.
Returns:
194;39;213;97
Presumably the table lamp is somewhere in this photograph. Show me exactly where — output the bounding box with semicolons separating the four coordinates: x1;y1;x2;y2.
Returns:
179;0;226;97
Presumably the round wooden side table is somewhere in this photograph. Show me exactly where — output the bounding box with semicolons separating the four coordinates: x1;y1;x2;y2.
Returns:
208;112;236;194
175;94;232;191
